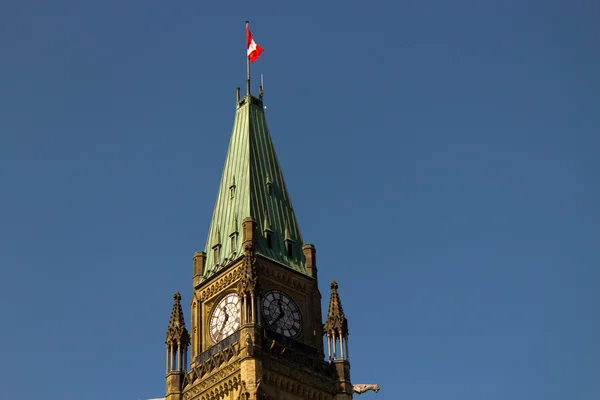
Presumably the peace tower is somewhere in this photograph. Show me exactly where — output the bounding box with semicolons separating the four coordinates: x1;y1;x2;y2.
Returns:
161;76;380;399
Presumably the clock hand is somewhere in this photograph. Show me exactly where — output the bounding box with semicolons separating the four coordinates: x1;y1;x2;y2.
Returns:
220;306;229;332
268;310;281;325
272;300;285;325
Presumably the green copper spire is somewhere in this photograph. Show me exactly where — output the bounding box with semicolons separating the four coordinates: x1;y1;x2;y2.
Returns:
198;91;307;284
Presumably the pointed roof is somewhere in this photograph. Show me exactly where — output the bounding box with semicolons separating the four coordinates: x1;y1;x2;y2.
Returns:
199;92;307;283
324;281;349;338
165;292;190;345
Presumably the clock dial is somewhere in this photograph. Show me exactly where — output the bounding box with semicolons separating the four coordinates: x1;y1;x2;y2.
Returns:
261;290;303;338
209;293;241;343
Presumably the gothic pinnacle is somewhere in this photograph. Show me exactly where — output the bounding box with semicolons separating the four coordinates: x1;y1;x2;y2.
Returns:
324;280;348;338
165;291;189;346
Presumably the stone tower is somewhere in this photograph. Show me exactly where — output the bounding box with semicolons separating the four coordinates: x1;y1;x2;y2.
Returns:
162;85;379;400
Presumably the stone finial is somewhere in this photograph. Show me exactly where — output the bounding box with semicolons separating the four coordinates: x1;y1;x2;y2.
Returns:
324;280;348;338
165;291;190;346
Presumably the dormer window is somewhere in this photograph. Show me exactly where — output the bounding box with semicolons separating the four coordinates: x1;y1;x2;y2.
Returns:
229;177;236;200
284;225;294;258
212;227;222;265
230;234;237;253
266;232;272;248
266;176;272;195
263;214;273;248
212;244;221;265
229;215;238;254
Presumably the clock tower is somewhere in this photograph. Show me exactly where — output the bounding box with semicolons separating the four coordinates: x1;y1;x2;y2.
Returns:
162;83;379;399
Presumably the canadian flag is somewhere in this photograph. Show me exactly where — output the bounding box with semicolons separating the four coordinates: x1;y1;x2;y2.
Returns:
246;27;263;63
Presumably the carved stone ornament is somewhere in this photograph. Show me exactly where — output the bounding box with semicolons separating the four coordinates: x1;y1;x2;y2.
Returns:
244;332;255;357
238;248;258;295
353;383;380;394
237;380;249;400
199;267;241;301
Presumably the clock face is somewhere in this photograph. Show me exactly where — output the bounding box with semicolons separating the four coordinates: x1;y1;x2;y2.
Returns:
209;293;241;343
261;290;303;338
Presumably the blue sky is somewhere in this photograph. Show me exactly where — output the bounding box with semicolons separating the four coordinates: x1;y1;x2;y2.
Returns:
1;1;599;399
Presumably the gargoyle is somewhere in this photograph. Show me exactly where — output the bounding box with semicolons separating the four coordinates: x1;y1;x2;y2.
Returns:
353;384;380;394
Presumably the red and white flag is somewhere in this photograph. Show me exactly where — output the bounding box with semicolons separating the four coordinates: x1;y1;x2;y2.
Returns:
246;27;263;63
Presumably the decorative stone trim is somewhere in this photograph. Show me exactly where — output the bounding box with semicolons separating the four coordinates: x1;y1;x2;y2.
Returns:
259;262;309;293
260;331;335;394
262;367;333;400
183;363;241;400
198;266;242;301
184;340;241;394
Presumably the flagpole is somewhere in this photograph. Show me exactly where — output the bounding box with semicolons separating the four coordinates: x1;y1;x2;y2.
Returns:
246;20;250;95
